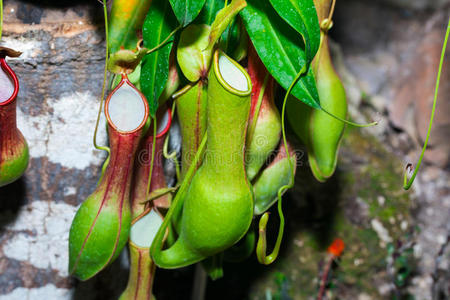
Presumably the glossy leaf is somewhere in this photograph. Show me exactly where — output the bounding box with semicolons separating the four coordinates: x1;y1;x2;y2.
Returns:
206;0;247;51
268;0;319;62
170;0;207;26
195;0;246;61
241;0;320;109
195;0;224;25
219;17;246;60
108;0;152;53
141;0;178;117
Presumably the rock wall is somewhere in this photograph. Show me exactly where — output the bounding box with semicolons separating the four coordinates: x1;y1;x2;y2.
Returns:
0;0;449;299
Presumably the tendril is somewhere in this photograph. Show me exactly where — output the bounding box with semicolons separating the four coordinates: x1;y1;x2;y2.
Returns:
403;17;450;190
150;134;207;258
316;0;376;128
97;155;110;185
163;132;181;182
145;25;182;55
327;0;337;23
320;0;337;33
321;107;378;127
92;0;111;158
256;64;308;264
146;117;157;201
162;101;181;181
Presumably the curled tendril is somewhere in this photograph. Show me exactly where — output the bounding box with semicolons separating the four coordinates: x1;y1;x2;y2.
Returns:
321;108;378;127
406;163;413;173
316;0;376;128
163;134;181;182
320;19;333;32
150;135;208;260
92;0;111;159
145;118;157;200
256;183;288;265
319;0;336;34
328;0;337;21
257;0;380;263
403;17;449;190
97;155;110;185
256;63;308;264
162;101;181;181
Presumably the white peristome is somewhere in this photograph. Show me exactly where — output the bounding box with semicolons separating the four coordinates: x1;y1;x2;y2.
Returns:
157;109;170;135
107;83;146;132
0;66;15;103
130;209;163;248
218;54;248;92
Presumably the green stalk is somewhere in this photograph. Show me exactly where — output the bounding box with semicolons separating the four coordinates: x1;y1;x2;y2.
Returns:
93;0;111;162
256;64;307;265
145;117;157;199
403;17;450;190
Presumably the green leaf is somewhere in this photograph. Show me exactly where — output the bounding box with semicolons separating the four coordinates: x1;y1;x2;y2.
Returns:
222;17;248;61
241;0;320;109
141;0;178;116
219;16;240;56
170;0;207;26
195;0;247;61
108;0;152;53
206;0;247;51
268;0;319;63
194;0;224;25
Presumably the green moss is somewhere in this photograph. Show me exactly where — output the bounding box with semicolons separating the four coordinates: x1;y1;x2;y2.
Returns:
245;128;415;299
343;129;412;239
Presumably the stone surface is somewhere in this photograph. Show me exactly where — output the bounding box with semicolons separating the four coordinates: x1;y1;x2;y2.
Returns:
379;0;449;10
0;1;111;298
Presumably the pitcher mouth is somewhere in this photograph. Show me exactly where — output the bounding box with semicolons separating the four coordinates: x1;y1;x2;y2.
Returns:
129;207;163;249
0;58;19;106
155;108;172;139
105;74;149;134
213;50;252;97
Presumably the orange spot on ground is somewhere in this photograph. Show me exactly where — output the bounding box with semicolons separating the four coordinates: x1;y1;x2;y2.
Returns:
327;238;345;257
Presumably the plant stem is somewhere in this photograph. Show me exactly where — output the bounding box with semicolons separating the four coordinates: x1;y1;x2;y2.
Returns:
256;64;307;265
327;0;336;25
317;254;334;300
150;134;207;262
145;25;181;55
93;0;111;156
403;17;450;190
191;264;207;300
146;117;157;200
